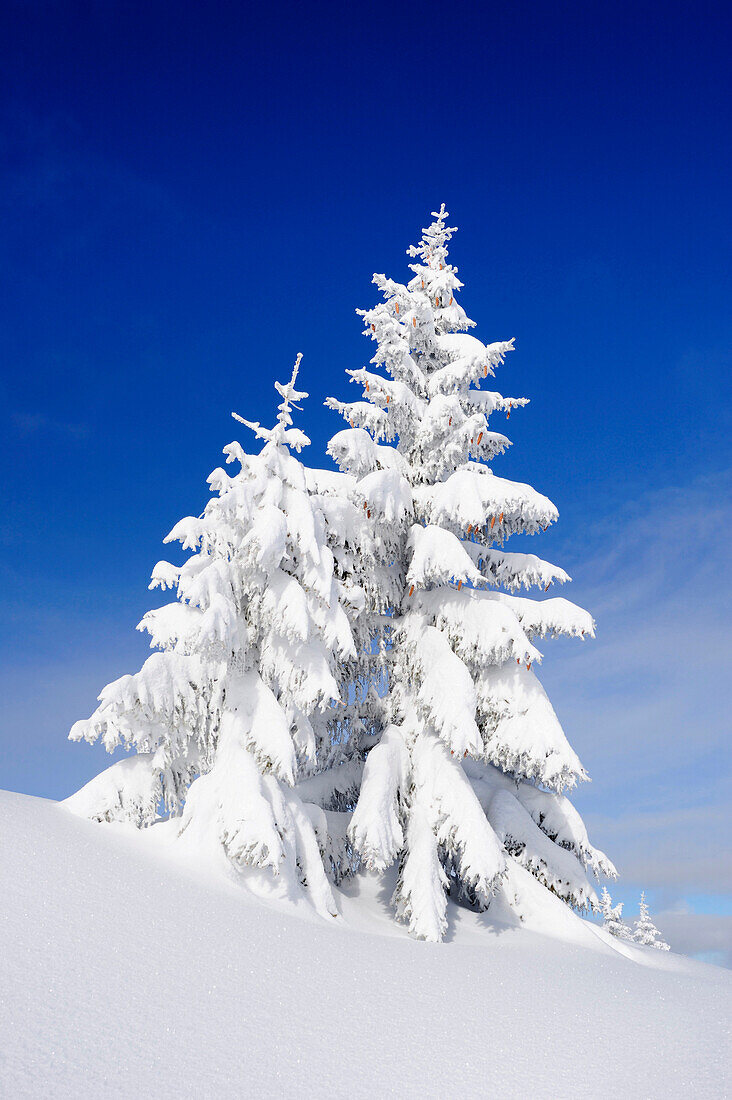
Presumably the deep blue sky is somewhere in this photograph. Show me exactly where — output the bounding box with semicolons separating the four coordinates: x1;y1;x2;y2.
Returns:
1;1;730;950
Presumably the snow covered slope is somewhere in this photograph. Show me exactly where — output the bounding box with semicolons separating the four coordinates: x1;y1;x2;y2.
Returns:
1;790;729;1099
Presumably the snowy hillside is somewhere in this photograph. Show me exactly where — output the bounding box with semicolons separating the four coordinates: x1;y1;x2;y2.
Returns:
1;790;729;1099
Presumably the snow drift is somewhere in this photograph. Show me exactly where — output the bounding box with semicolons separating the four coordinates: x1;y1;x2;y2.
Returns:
1;790;729;1099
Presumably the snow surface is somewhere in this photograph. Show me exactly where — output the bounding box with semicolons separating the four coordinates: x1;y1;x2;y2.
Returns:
1;790;729;1099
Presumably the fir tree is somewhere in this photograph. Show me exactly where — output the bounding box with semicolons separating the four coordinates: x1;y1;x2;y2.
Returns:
633;892;670;950
324;206;616;940
66;356;373;915
600;885;633;940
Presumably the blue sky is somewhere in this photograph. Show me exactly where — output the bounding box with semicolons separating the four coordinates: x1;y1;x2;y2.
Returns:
1;1;730;957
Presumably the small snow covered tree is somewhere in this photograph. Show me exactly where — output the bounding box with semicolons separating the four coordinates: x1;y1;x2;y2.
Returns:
67;356;373;916
633;893;670;950
600;885;632;941
324;206;616;940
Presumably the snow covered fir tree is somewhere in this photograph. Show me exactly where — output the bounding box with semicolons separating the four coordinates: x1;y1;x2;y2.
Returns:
66;356;375;916
322;205;617;940
633;893;670;950
600;885;633;941
64;205;672;949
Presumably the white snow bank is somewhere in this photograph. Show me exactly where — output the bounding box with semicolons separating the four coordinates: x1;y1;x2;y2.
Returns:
0;790;729;1099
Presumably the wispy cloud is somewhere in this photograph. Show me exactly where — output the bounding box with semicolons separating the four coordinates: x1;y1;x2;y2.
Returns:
12;412;89;440
654;908;732;969
583;801;732;894
539;468;732;925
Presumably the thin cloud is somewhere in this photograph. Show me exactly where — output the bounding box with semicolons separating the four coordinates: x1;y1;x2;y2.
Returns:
654;908;732;969
12;412;89;440
583;800;732;893
538;468;732;907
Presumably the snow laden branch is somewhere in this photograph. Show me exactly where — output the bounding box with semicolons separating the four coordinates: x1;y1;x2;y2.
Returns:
232;353;311;453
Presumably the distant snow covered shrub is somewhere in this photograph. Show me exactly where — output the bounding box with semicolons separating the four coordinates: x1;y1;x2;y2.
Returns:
633;892;671;950
600;885;633;941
